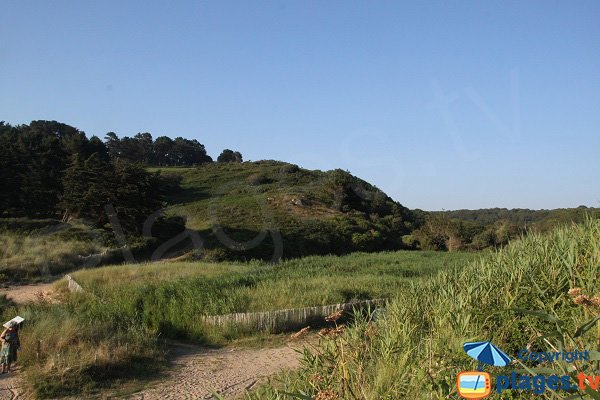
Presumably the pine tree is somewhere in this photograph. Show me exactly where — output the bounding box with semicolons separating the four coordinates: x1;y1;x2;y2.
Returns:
112;160;164;233
61;153;116;226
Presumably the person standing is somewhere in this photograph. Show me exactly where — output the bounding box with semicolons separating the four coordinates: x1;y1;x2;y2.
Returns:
0;321;20;374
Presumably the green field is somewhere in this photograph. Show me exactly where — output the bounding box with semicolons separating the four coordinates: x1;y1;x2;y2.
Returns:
71;250;475;315
1;249;475;398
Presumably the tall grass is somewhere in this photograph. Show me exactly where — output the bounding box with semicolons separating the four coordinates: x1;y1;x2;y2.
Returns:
250;219;600;399
0;231;105;282
0;299;164;398
72;250;474;317
3;250;473;398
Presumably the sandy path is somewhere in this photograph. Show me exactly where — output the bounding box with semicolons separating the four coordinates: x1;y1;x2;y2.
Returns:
127;341;306;400
0;368;24;400
0;342;306;400
0;283;56;305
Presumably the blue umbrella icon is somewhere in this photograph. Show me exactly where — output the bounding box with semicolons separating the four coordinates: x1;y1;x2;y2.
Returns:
463;341;512;368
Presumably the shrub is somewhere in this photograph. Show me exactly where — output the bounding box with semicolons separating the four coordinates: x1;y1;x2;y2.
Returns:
280;164;299;174
246;174;272;186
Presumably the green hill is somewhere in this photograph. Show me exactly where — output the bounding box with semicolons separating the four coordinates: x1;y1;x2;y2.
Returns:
156;160;416;261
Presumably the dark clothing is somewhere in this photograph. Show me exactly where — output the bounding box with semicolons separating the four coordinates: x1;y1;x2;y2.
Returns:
0;328;20;364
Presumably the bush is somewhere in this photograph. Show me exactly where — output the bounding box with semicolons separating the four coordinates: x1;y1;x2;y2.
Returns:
246;173;272;186
401;234;419;249
280;164;299;174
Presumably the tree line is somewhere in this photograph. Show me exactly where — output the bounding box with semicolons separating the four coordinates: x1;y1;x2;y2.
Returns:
407;206;600;251
104;131;242;165
0;120;242;232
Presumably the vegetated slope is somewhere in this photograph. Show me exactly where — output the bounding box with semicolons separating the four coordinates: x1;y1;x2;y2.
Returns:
0;218;158;283
0;219;108;282
157;161;416;261
251;218;600;399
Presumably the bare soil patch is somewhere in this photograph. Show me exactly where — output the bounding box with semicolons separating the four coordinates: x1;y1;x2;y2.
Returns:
127;340;307;400
0;283;56;305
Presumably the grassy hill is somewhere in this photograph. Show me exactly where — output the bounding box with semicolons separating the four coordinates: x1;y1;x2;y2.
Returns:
1;160;417;280
155;161;416;261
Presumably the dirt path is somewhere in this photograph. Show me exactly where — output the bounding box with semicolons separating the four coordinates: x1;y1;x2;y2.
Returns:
127;341;307;400
0;283;56;305
0;368;24;400
0;341;307;400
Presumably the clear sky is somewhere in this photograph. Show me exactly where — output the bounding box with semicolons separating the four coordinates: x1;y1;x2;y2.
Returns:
1;1;599;210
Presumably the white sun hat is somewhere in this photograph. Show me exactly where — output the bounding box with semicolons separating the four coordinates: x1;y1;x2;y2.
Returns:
3;316;24;329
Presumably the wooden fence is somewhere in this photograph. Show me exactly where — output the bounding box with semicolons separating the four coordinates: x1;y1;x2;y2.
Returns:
65;274;84;293
201;299;385;333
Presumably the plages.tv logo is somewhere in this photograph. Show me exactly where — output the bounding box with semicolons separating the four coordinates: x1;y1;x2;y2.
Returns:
456;341;511;399
456;340;598;398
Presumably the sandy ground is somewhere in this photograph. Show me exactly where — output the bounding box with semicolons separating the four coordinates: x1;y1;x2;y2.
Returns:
127;341;306;400
0;367;24;400
0;342;306;400
0;283;56;305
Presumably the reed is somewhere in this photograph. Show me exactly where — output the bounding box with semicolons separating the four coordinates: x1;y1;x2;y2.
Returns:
250;218;600;399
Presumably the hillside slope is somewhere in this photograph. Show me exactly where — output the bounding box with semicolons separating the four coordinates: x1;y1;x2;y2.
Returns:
156;161;415;261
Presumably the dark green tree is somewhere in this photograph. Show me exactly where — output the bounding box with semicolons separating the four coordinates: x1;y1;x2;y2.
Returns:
15;127;65;216
105;132;121;159
84;136;110;161
60;153;116;225
112;160;164;233
152;136;174;165
134;132;153;164
0;123;19;214
105;132;211;166
172;137;212;165
217;149;242;163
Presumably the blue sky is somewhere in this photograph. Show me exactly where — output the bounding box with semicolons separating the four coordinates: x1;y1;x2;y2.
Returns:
1;1;599;210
